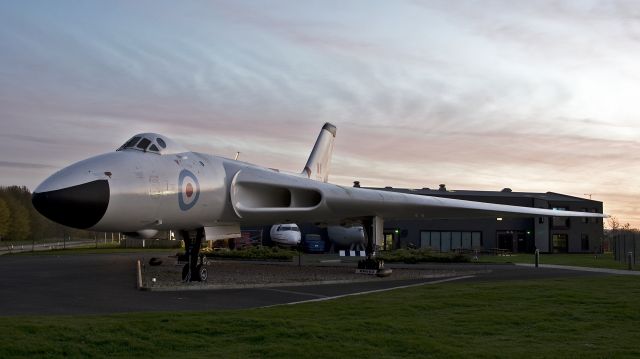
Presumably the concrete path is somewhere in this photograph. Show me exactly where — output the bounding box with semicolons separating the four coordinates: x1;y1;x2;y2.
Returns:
516;263;640;275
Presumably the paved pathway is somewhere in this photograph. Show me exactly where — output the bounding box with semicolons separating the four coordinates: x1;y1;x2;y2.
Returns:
516;263;640;275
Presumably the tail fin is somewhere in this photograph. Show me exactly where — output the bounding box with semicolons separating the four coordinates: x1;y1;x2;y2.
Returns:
302;123;336;182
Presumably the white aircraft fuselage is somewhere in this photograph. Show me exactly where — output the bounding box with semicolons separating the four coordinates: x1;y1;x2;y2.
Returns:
270;224;302;246
328;226;366;248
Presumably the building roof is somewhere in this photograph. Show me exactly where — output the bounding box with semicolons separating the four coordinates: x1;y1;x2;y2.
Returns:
366;186;603;204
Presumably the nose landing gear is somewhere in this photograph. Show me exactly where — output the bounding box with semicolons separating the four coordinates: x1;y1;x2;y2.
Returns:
179;228;208;282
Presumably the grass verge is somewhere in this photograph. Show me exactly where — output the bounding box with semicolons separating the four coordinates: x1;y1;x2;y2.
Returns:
204;246;296;261
8;244;177;256
0;275;638;358
378;248;470;263
0;238;92;247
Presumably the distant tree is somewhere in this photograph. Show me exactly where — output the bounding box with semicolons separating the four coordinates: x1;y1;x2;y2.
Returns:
28;203;56;241
0;198;9;240
5;198;30;241
606;216;620;233
0;185;96;241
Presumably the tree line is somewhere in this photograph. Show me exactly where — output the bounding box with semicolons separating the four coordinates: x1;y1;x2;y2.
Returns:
606;216;638;233
0;186;90;242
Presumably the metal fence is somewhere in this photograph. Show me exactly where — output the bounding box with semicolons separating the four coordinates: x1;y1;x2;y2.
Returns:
613;231;640;265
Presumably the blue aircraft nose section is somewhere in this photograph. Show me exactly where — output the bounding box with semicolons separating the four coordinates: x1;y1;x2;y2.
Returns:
32;180;110;229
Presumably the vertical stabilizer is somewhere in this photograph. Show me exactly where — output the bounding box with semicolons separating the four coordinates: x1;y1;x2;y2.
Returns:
302;123;336;182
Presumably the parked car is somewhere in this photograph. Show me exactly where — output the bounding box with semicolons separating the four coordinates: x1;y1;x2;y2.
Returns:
303;234;326;253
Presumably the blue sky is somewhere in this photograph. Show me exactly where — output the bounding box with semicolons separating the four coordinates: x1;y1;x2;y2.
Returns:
1;1;639;226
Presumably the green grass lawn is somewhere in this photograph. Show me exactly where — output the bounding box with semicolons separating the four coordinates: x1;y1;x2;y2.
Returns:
0;275;638;358
476;252;634;270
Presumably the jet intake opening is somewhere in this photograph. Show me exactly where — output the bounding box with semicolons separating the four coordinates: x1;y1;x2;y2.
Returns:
240;183;291;208
233;182;322;210
291;188;322;207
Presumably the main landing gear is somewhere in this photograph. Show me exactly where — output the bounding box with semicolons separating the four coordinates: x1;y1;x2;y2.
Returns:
179;228;208;282
357;217;392;277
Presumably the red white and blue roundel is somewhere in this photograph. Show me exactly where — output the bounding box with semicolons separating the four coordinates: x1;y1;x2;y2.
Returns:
178;169;200;211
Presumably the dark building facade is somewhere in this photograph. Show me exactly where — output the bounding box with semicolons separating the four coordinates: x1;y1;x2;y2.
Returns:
369;186;604;254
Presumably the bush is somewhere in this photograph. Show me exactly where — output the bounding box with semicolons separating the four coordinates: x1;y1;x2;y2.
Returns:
203;246;296;261
377;248;470;263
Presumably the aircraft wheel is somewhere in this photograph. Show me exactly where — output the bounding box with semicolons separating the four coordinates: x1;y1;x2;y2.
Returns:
197;264;207;282
200;255;209;265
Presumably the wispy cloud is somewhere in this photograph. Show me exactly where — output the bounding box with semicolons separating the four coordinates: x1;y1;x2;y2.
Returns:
0;1;638;225
0;161;57;170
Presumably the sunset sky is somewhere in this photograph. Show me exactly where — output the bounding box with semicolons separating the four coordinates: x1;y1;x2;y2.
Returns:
1;1;639;226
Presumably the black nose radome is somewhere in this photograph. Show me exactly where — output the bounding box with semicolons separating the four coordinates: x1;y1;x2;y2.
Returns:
32;180;110;229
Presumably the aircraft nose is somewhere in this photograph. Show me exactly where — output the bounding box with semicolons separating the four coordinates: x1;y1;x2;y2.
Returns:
32;180;110;229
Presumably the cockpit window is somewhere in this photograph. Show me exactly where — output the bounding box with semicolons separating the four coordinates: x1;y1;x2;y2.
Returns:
117;133;183;154
278;226;298;231
136;138;151;150
124;137;141;149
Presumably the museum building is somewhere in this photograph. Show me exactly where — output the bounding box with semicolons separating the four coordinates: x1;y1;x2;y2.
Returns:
366;185;604;254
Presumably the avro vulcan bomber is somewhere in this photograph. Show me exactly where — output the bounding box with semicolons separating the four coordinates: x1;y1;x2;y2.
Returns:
32;123;606;280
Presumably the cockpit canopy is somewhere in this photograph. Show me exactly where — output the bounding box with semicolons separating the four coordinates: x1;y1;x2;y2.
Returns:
116;133;188;155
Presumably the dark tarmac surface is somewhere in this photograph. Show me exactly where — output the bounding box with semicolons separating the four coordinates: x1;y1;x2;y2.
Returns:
0;252;605;316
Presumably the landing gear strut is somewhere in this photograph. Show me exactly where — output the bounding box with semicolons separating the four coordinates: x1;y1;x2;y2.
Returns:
357;217;391;276
180;228;208;282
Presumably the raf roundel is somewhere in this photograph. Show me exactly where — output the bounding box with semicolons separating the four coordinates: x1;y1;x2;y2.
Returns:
178;169;200;211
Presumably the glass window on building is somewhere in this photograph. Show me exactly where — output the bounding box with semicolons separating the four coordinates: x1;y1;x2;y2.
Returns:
421;231;482;252
462;232;472;249
441;232;451;252
552;208;569;228
581;234;589;251
552;234;568;253
383;233;394;251
472;232;482;249
451;232;462;250
420;232;430;249
430;232;441;251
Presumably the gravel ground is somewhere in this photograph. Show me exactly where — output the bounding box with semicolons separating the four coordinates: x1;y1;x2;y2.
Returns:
140;257;485;291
